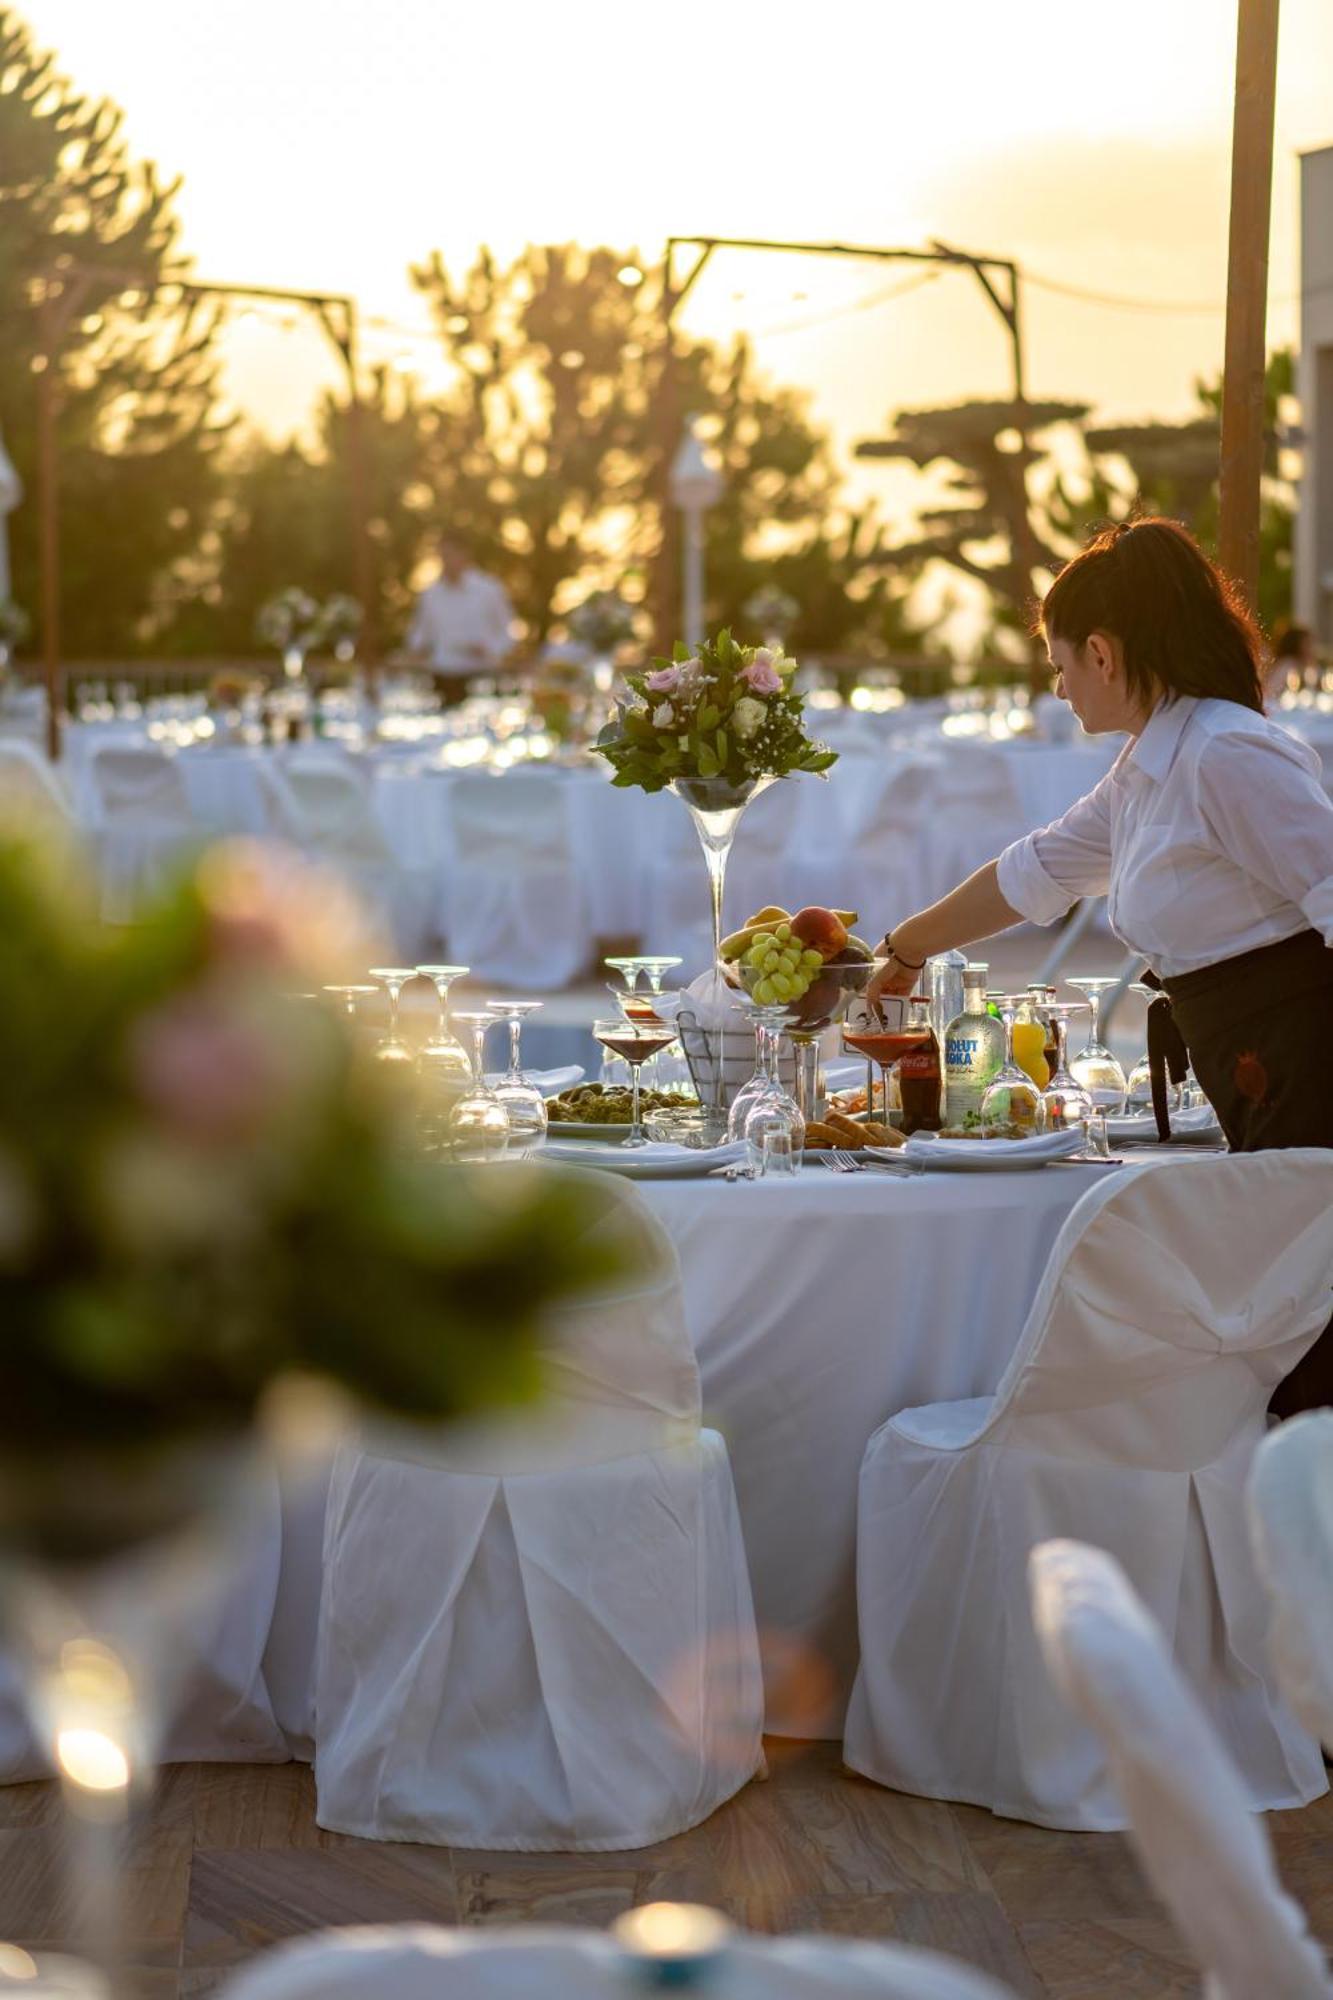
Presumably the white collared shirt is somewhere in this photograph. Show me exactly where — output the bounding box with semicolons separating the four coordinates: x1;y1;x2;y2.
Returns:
408;568;514;669
996;696;1333;977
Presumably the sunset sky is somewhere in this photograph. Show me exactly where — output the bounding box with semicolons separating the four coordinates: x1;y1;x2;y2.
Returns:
24;0;1333;505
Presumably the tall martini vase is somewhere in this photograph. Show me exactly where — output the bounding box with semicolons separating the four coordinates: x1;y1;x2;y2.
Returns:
670;774;775;969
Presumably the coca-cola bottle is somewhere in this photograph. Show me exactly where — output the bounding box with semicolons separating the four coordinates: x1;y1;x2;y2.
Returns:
898;994;942;1134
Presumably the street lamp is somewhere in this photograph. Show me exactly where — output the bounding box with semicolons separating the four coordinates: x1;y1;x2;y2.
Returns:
669;419;724;649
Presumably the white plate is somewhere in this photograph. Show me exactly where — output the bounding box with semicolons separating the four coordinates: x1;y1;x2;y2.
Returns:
544;1137;748;1179
902;1131;1087;1172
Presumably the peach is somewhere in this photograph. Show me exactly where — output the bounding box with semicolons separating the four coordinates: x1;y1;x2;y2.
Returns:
790;905;849;960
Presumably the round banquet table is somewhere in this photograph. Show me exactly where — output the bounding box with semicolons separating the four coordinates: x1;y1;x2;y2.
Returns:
640;1159;1111;1735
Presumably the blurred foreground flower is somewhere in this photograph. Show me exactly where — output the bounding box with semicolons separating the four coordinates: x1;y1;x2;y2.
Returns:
0;825;628;1554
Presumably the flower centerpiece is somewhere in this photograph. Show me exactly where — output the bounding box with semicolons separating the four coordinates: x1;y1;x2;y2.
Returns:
594;629;836;966
255;587;321;681
568;589;638;659
0;819;626;1931
742;583;799;647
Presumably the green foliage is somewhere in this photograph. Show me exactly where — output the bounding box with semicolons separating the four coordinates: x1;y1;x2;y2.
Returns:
0;7;226;656
0;826;624;1458
595;630;836;794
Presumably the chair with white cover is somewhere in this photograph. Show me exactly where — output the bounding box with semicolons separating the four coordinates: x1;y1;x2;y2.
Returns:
313;1166;764;1850
85;742;199;920
277;751;431;955
219;1922;1021;2000
844;1152;1333;1829
1247;1410;1333;1749
441;769;590;987
1029;1539;1332;2000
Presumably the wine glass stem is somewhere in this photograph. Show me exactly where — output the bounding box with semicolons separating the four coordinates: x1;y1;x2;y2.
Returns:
508;1017;522;1078
629;1058;643;1143
436;983;452;1041
1055;1014;1069;1075
1003;1010;1016;1065
1087;993;1101;1046
387;985;400;1035
472;1024;487;1082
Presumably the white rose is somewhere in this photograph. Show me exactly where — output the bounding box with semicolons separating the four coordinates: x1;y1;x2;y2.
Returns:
732;695;767;740
652;702;674;728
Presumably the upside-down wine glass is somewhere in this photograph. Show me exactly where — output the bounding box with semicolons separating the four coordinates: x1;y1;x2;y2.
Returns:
415;965;473;1085
1039;1003;1096;1135
592;1016;678;1150
740;1004;805;1175
728;1007;781;1142
1065;976;1129;1111
322;983;378;1025
447;1011;510;1159
1125;981;1157;1112
979;995;1045;1137
486;998;548;1154
367;966;417;1066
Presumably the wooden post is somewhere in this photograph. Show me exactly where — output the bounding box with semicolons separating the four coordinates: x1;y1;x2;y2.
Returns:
1218;0;1281;606
652;260;681;656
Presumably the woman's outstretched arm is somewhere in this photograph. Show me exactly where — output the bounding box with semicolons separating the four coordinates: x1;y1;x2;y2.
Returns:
868;861;1023;1002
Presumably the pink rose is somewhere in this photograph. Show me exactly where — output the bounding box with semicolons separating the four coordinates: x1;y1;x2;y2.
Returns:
132;988;285;1148
742;652;783;696
645;665;682;694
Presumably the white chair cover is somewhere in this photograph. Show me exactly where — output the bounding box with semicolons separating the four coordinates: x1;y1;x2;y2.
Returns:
219;1922;1020;2000
844;1152;1333;1829
262;752;429;956
441;770;590;987
313;1168;764;1850
1247;1410;1333;1749
1030;1540;1332;2000
85;743;198;920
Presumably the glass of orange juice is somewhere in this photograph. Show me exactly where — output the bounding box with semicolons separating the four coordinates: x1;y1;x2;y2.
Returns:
1012;993;1051;1091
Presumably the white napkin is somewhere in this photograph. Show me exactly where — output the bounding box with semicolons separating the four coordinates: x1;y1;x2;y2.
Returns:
484;1065;585;1097
904;1129;1085;1167
1107;1104;1222;1145
544;1137;748;1170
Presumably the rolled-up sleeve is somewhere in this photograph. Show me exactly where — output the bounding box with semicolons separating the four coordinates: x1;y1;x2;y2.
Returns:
1198;730;1333;948
996;775;1115;926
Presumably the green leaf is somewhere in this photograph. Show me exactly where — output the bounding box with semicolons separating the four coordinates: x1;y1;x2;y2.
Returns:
697;746;720;779
696;704;720;732
715;729;729;765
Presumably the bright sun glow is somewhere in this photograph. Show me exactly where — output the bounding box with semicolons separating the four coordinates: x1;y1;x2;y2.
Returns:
55;1727;130;1793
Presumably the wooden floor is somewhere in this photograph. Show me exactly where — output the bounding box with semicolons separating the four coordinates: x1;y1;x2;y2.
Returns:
0;1747;1328;1997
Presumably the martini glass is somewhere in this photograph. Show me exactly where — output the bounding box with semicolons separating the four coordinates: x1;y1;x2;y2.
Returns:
592;1017;678;1149
486;998;548;1154
979;995;1044;1137
367;966;416;1068
1065;976;1129;1111
447;1011;510;1159
1040;1003;1096;1135
601;959;645;1086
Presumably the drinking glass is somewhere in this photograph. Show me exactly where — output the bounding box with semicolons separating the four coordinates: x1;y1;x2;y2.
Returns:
728;1008;780;1141
603;957;645;996
1124;981;1157;1111
592;1017;677;1150
486;998;548;1155
1040;1003;1096;1134
740;1004;805;1174
367;966;417;1067
415;964;473;1085
322;983;377;1025
1065;976;1129;1111
979;996;1044;1137
447;1011;510;1159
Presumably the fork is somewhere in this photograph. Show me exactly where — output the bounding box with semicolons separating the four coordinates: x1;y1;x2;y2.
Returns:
821;1149;862;1174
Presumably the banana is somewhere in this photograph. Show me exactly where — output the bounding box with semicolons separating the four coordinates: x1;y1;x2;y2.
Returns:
832;908;859;926
720;922;778;960
747;905;790;925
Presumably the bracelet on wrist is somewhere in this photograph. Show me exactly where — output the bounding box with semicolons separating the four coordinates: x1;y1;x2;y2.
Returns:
883;935;926;970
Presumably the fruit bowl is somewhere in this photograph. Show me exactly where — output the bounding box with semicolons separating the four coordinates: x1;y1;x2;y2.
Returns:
735;955;875;1035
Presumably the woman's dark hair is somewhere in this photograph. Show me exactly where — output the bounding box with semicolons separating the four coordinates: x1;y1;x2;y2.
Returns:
1273;620;1312;662
1038;517;1264;715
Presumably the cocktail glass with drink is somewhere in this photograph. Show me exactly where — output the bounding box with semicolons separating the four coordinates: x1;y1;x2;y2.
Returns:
592;1016;679;1150
842;994;936;1136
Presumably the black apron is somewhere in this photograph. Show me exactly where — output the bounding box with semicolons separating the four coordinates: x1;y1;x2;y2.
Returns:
1144;928;1333;1417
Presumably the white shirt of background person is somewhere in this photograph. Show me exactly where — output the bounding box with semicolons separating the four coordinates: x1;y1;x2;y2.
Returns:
408;536;515;670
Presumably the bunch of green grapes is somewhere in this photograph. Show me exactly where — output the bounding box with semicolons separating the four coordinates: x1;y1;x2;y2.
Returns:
744;920;825;1006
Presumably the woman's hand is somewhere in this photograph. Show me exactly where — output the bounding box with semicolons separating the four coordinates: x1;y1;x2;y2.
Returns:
867;951;922;1009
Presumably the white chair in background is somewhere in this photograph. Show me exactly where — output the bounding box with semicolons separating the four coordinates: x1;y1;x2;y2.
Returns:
842;753;946;922
251;752;430;956
441;769;590;987
932;743;1027;879
1030;1540;1332;2000
1247;1410;1333;1749
219;1922;1021;2000
84;742;199;920
844;1152;1333;1829
313;1168;764;1850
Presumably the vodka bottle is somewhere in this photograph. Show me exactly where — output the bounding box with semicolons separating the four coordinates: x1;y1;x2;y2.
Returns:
926;949;967;1055
943;962;1005;1129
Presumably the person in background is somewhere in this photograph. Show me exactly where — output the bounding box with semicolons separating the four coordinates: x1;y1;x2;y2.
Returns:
869;517;1333;1416
1266;620;1318;704
408;530;515;705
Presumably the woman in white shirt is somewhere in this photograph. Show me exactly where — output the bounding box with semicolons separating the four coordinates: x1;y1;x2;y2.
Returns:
869;517;1333;1414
